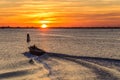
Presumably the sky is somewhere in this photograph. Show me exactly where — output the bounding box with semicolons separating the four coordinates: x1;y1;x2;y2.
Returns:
0;0;120;27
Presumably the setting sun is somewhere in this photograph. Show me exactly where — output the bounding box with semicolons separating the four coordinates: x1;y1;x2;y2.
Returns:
41;24;48;28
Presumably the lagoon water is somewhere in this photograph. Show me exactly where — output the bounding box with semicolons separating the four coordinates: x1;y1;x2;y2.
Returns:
0;29;120;80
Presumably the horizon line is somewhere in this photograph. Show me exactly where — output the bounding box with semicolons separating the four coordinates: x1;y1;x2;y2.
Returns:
1;26;120;29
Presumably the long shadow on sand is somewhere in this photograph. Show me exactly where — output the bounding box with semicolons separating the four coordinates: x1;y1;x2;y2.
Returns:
48;52;120;62
23;52;120;62
49;53;120;80
48;52;120;80
23;52;120;80
23;52;120;67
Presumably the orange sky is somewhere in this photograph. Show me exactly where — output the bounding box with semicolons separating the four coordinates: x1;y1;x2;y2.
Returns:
0;0;120;27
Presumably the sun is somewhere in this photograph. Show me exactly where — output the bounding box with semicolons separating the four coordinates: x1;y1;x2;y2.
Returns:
41;24;47;28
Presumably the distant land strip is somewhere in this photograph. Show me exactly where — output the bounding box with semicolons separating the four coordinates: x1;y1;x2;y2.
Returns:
0;26;120;29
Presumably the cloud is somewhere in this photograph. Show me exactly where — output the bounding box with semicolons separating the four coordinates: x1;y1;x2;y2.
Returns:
0;0;120;26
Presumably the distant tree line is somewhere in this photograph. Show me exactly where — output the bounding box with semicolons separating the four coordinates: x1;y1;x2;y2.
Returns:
0;26;120;29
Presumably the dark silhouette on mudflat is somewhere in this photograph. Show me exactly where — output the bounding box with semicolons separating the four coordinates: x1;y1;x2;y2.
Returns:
27;33;30;43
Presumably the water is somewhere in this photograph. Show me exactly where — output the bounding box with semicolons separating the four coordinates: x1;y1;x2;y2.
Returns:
0;29;120;80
